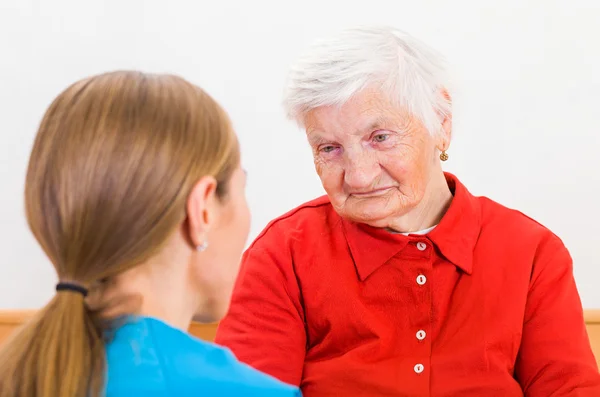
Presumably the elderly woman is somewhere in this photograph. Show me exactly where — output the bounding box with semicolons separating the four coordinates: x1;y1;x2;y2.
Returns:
215;26;600;396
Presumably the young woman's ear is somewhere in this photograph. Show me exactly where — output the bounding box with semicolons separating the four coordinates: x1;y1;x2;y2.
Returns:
186;176;218;248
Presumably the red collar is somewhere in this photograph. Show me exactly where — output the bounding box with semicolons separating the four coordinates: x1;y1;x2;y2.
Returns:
341;173;481;281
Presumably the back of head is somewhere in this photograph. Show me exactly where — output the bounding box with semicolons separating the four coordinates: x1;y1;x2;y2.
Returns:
0;71;239;397
282;25;451;136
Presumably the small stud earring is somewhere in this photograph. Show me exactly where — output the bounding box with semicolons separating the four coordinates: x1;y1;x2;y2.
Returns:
196;241;208;252
440;150;449;161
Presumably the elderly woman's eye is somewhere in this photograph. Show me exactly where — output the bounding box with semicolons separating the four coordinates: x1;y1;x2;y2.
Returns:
373;134;389;142
320;145;336;153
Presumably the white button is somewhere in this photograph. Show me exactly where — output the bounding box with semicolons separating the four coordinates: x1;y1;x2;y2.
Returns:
414;363;425;374
416;242;427;251
416;275;427;285
416;330;426;340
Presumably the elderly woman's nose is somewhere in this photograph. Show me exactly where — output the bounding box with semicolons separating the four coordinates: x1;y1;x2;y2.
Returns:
344;153;380;189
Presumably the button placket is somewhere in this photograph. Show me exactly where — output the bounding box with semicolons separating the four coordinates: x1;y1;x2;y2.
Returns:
407;240;432;387
412;272;429;380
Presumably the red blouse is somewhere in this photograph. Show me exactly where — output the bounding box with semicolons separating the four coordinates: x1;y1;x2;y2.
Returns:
215;173;600;396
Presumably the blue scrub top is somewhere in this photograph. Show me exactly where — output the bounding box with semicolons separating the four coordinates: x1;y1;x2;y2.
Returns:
105;316;302;397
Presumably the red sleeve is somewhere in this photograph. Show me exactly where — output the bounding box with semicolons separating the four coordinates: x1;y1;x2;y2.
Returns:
514;234;600;396
214;229;306;386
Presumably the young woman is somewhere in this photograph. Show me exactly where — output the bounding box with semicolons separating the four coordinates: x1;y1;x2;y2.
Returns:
0;71;301;397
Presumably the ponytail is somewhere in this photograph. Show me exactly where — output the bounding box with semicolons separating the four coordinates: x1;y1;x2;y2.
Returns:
4;70;241;396
0;293;105;397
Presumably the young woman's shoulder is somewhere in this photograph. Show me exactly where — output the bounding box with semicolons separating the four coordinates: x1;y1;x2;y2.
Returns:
106;317;301;396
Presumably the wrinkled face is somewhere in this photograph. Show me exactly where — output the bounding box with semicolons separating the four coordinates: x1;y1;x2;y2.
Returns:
304;88;449;228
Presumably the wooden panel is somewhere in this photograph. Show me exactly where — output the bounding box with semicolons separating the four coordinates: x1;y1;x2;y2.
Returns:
0;310;219;345
189;321;219;341
1;309;599;369
0;310;34;346
587;310;600;368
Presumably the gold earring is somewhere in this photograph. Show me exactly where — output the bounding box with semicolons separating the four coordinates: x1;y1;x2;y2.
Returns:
440;150;449;161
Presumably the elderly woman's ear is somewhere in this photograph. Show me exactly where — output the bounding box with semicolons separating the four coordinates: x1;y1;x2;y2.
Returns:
438;88;452;154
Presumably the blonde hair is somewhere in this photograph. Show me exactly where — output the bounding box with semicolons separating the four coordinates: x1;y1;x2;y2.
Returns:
0;71;239;397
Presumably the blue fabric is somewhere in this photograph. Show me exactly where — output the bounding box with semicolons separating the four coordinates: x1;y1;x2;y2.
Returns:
105;316;301;397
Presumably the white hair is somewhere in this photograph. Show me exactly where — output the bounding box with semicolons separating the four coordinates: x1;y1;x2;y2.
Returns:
282;26;451;136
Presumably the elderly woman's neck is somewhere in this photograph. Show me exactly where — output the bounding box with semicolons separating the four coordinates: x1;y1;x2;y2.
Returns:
387;173;453;233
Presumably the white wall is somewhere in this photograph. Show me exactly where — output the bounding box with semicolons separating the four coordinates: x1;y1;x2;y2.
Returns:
1;0;599;309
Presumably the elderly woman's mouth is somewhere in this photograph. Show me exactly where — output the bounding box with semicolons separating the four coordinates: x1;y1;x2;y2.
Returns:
349;187;394;198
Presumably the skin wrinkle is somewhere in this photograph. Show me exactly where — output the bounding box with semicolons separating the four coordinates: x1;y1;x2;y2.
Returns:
305;88;452;233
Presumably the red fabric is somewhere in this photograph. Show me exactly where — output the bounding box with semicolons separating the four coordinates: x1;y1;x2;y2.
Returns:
215;173;600;396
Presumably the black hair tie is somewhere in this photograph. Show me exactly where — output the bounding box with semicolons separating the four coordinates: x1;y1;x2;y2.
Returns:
56;282;89;297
